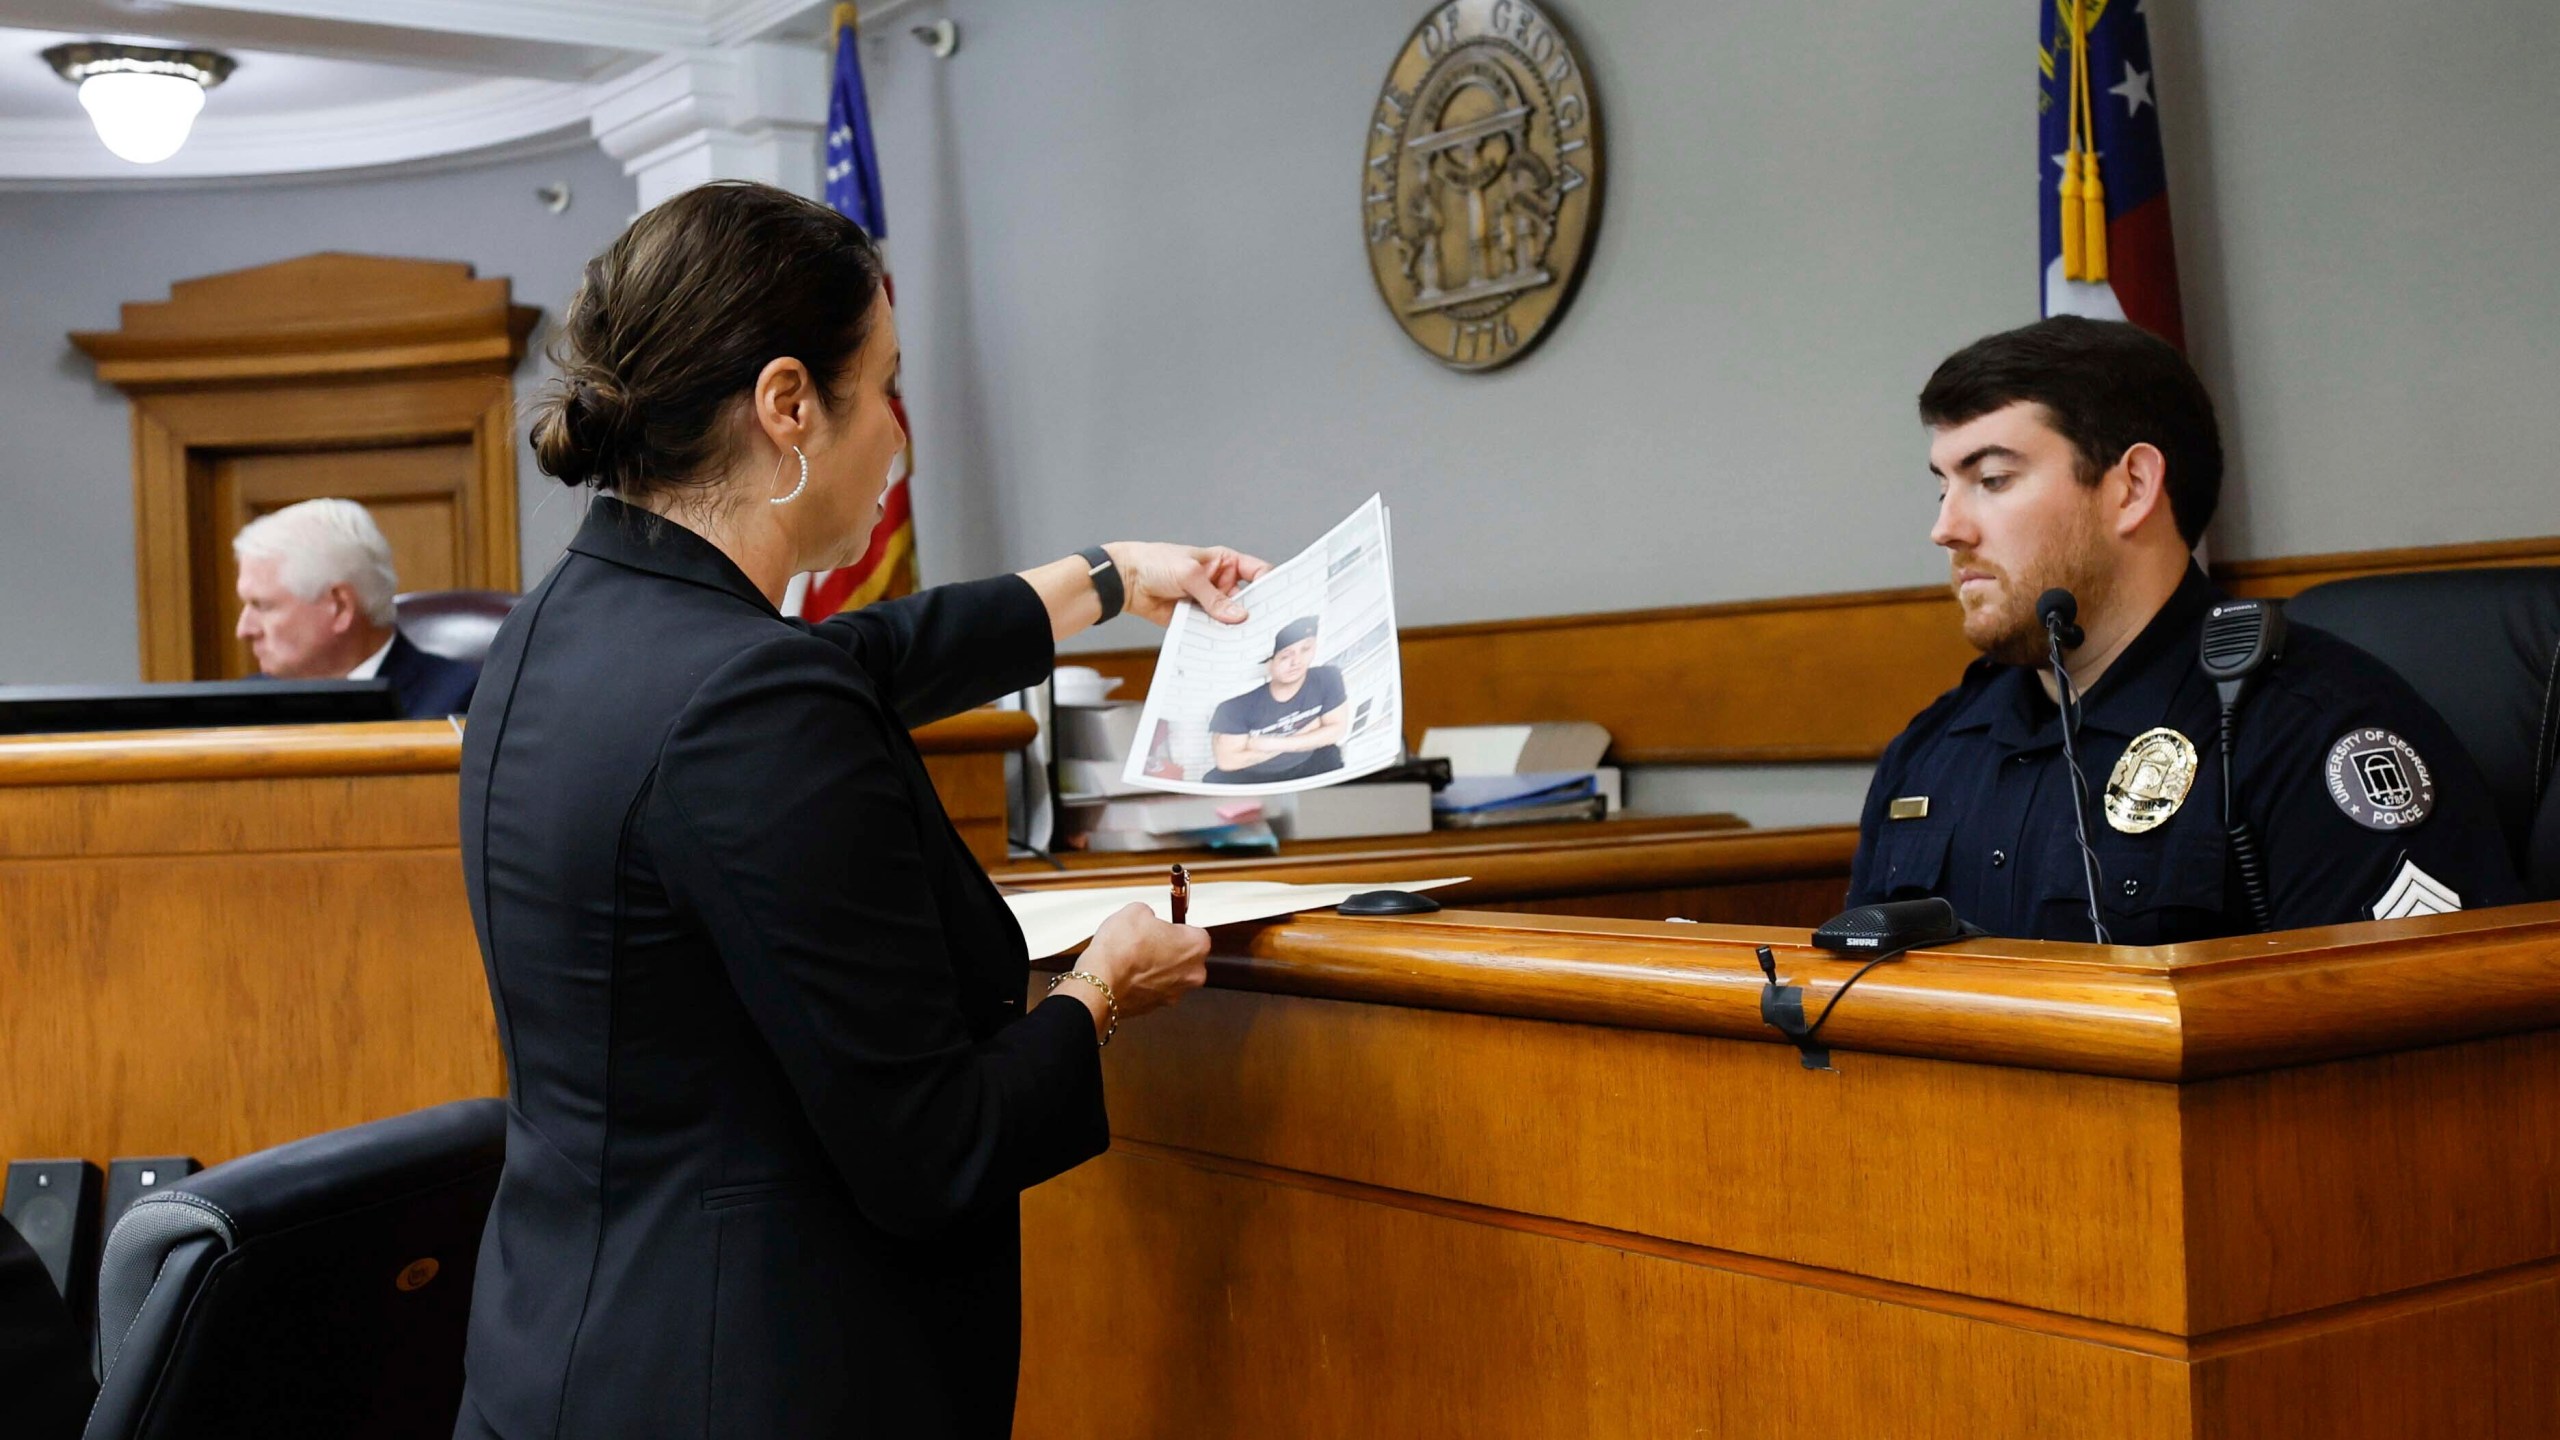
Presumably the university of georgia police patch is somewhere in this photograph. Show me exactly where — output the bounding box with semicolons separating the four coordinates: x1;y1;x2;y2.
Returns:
2323;728;2436;831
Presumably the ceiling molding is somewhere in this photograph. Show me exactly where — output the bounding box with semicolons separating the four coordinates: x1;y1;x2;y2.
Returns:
0;0;900;186
0;73;606;182
116;0;719;53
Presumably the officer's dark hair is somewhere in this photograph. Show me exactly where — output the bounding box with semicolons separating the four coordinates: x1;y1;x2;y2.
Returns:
529;180;884;500
1917;316;2223;546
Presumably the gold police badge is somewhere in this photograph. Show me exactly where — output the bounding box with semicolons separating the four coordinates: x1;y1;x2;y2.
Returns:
1362;0;1603;371
2105;727;2199;834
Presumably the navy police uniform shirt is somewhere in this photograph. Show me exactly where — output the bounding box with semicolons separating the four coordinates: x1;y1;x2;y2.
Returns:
1848;564;2525;943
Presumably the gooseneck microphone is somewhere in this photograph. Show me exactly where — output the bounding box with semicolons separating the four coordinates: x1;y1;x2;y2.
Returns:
2038;589;2112;944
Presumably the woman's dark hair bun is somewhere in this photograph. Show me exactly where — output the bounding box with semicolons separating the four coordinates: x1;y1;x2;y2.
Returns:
531;371;633;490
528;181;885;498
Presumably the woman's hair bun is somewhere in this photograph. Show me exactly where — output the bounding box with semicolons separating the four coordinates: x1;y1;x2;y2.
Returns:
531;370;633;491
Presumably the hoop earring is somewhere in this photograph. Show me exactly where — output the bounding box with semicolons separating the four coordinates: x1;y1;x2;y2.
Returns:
769;445;808;506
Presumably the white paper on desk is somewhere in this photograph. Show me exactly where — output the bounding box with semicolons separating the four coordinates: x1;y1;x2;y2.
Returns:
1006;877;1466;960
1119;495;1404;797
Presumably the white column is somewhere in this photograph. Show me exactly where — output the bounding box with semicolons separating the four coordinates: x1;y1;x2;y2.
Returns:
590;43;829;211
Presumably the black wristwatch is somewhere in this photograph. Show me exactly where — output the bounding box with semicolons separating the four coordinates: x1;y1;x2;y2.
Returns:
1077;545;1124;624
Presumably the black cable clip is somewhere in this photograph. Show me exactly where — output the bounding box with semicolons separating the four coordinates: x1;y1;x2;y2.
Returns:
1756;944;1830;1071
1757;899;1983;1072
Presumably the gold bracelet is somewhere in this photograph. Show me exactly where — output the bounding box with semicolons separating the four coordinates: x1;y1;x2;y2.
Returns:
1047;969;1119;1046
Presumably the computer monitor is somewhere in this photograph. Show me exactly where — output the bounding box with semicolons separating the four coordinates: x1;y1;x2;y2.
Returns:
0;679;400;736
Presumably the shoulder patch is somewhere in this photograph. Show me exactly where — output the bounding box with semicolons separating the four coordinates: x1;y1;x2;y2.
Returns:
2371;857;2462;920
2323;728;2436;831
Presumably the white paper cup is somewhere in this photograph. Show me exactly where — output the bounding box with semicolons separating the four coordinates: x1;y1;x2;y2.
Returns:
1053;666;1122;706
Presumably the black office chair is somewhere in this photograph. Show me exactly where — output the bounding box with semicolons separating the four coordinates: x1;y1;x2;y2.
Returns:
82;1100;503;1440
2286;567;2560;899
392;590;518;665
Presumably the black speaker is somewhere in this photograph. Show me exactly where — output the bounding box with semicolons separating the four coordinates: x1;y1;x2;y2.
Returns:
105;1156;201;1228
2;1159;103;1324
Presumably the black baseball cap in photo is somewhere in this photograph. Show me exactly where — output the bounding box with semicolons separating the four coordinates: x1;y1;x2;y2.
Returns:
1266;616;1320;658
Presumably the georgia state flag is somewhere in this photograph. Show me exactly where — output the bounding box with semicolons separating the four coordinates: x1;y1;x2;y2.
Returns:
2039;0;2185;350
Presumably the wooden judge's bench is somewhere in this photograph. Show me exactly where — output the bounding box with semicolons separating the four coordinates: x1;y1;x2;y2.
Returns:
4;720;2557;1437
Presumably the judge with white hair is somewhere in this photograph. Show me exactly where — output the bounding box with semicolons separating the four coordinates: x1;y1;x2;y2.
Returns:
232;498;480;719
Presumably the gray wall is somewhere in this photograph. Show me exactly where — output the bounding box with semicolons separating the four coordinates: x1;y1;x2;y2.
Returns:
0;140;635;684
856;0;2558;636
4;1;2552;825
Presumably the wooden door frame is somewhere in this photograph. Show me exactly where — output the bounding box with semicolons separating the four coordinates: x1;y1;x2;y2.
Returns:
72;254;537;681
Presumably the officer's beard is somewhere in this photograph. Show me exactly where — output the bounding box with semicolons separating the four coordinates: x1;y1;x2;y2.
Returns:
1952;517;2112;669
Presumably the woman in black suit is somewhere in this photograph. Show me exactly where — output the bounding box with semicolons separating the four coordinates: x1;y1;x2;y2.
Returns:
453;182;1265;1440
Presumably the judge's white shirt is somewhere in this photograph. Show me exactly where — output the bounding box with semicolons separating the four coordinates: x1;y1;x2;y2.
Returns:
346;635;396;680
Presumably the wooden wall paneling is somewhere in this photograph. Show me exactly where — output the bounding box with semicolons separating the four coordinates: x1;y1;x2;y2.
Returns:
923;751;1014;867
1016;906;2560;1439
2214;535;2560;600
1075;985;2197;1331
1024;1147;2560;1439
1071;534;2560;765
0;773;464;860
1021;1148;2198;1440
2188;1268;2560;1440
130;406;193;682
471;375;522;587
0;847;499;1168
70;254;537;681
2178;1028;2560;1333
0;713;1037;1175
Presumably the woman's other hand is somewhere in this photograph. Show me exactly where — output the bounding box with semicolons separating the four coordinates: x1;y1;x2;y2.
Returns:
1062;903;1209;1036
1103;542;1270;627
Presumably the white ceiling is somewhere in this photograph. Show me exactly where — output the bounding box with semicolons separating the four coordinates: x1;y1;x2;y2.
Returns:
0;0;873;183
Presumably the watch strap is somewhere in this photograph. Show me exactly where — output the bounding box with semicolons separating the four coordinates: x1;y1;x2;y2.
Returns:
1077;545;1124;624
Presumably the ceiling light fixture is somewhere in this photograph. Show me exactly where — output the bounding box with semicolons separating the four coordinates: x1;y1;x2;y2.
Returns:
43;42;236;165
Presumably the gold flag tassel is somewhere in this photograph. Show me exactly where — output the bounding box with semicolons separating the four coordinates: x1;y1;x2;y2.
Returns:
2069;1;2109;281
2079;152;2109;279
2058;3;2086;278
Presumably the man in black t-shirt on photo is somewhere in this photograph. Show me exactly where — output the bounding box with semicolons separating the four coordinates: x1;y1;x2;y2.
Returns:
1204;615;1350;784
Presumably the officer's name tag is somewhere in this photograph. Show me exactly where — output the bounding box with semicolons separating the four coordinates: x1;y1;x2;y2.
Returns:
1888;796;1930;821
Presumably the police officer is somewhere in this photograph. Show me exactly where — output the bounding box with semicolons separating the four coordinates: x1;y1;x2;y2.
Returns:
1848;317;2522;942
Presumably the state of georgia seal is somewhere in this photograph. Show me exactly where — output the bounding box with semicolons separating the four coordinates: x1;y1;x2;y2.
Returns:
1362;0;1603;371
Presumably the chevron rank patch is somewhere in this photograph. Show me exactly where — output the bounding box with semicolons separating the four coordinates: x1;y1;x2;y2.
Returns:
2370;858;2462;921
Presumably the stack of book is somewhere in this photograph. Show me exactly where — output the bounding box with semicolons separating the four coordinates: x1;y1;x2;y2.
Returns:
1050;699;1276;851
1430;772;1611;828
1049;700;1443;850
1419;722;1620;831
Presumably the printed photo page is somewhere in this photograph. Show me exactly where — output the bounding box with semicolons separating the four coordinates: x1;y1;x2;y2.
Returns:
1121;494;1404;797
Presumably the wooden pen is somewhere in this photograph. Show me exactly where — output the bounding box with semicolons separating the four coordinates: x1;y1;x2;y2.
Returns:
1170;863;1190;925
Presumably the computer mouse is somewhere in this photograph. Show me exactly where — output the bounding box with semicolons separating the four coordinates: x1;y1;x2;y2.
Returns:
1335;889;1443;916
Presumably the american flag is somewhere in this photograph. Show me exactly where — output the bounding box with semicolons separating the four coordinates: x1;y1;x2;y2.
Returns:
800;2;918;618
2039;0;2185;350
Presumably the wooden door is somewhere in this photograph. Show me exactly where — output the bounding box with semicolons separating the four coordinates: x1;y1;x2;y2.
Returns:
70;254;537;682
192;443;475;679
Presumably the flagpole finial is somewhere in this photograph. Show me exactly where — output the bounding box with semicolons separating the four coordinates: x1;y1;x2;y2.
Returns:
832;4;859;37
